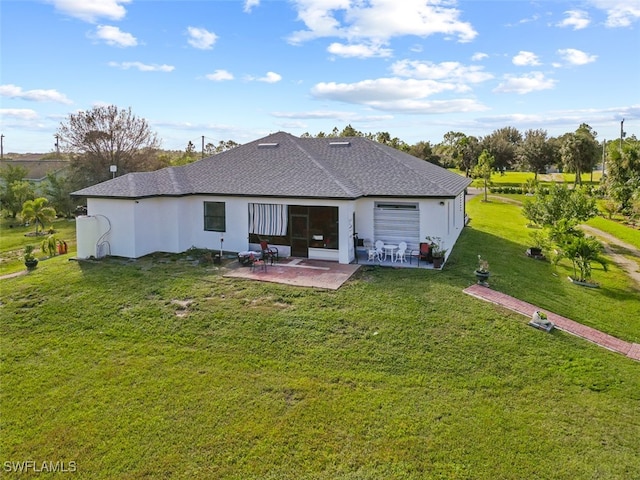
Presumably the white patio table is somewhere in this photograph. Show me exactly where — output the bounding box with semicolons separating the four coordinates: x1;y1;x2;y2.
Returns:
383;244;398;262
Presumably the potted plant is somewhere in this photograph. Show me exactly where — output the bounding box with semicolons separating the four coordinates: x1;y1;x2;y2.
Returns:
23;245;38;270
426;236;447;269
529;311;554;332
527;230;547;259
475;255;490;285
57;239;68;255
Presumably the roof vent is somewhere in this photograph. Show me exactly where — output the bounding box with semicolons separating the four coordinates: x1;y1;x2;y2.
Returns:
329;141;351;146
258;142;279;148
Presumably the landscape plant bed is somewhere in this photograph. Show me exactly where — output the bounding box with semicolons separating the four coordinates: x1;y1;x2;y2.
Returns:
525;248;545;260
568;276;600;288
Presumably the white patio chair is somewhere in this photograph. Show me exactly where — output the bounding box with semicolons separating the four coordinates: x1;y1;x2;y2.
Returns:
396;241;407;263
362;239;373;261
374;240;385;261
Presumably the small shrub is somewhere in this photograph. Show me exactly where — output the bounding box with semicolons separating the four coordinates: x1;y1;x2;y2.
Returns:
40;234;58;257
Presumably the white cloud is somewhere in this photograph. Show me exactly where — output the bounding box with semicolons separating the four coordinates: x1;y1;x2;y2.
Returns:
476;105;640;133
507;13;541;27
494;72;556;94
108;61;174;72
48;0;130;23
244;0;260;13
206;70;234;81
557;48;597;65
391;59;493;84
369;98;486;114
471;52;488;61
257;72;282;83
512;51;541;66
271;110;393;122
287;0;477;47
94;25;137;47
312;78;457;103
587;0;640;27
0;84;73;104
0;108;39;120
327;42;392;58
309;77;487;113
186;27;218;50
557;10;591;29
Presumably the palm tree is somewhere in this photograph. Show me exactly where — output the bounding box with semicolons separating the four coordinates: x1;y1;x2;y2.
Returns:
555;234;608;283
20;198;57;235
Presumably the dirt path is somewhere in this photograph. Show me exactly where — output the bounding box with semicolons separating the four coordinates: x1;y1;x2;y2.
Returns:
0;270;28;281
580;225;640;289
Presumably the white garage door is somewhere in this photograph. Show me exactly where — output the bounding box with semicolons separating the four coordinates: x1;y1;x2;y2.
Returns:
374;202;420;247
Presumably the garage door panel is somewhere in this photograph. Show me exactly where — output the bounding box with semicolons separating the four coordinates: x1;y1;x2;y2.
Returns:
374;204;420;247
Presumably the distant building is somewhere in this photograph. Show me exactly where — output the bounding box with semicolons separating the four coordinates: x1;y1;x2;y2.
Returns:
0;155;69;182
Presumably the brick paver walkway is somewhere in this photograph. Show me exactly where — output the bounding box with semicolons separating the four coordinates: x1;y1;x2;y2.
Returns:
464;284;640;362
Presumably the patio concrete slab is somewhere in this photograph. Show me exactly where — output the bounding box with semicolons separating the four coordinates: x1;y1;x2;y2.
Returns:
224;258;361;290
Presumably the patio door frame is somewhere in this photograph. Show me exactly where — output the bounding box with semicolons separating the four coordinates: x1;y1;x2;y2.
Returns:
289;213;309;257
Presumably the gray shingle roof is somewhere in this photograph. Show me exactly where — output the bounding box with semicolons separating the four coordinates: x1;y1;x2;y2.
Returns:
72;132;472;199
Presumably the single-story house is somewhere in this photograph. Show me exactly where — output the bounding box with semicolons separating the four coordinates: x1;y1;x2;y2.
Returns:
71;131;472;264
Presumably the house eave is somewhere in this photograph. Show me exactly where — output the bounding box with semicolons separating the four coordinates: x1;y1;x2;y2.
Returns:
73;191;466;202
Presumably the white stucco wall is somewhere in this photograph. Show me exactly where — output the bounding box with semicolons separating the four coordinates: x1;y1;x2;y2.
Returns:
84;198;136;258
84;196;356;262
82;193;466;263
417;193;466;259
437;191;466;258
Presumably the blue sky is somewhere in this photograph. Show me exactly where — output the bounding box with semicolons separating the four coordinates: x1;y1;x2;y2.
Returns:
1;0;639;154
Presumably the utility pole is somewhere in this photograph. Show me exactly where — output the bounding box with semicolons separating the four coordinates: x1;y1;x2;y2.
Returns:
620;119;626;154
602;139;606;178
54;134;60;157
202;135;205;158
0;134;4;160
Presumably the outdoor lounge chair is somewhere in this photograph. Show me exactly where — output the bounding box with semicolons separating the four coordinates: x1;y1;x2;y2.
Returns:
249;252;267;272
410;242;432;265
260;240;279;264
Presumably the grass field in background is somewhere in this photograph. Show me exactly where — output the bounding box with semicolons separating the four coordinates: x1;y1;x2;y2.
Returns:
453;169;604;187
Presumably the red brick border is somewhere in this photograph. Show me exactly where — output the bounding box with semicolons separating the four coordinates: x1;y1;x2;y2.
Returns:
464;284;639;362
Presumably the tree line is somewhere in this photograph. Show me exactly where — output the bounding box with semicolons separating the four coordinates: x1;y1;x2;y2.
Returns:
1;105;638;221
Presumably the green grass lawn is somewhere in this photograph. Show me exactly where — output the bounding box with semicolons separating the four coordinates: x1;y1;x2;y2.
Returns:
587;216;640;251
464;197;640;343
1;206;639;479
